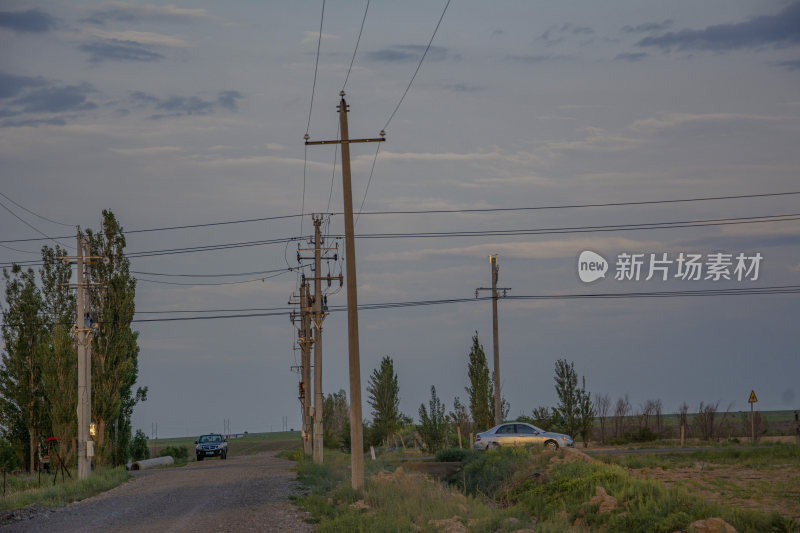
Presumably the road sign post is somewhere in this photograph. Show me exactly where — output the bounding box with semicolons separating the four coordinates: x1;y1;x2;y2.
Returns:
748;390;758;443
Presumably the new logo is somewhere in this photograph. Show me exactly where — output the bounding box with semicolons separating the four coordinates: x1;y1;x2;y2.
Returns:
578;251;608;283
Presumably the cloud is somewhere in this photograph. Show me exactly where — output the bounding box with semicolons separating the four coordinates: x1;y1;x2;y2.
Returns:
507;54;570;64
637;3;800;52
621;20;673;34
0;9;57;33
128;90;242;118
79;29;190;48
537;23;595;46
366;45;451;63
442;82;481;93
12;84;97;114
301;30;338;45
772;59;800;71
614;52;649;62
366;237;667;262
629;112;798;133
82;2;208;25
79;39;165;63
0;72;46;99
1;117;66;128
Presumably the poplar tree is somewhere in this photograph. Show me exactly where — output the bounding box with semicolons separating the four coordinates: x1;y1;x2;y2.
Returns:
39;245;77;465
87;210;142;465
0;265;48;472
466;333;491;430
366;355;402;445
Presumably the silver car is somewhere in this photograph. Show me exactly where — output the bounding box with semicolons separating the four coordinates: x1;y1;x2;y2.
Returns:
473;422;574;450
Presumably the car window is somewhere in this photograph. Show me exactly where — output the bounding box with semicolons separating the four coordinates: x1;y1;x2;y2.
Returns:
516;424;536;434
496;424;515;434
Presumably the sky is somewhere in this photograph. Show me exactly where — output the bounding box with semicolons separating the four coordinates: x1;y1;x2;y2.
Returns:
1;1;799;439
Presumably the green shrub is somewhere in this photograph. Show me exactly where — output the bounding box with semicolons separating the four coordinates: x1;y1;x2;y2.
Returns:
159;445;188;462
131;429;149;461
435;448;473;462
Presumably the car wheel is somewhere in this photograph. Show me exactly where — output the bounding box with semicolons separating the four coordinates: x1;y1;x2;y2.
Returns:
544;440;559;451
487;442;499;450
221;453;226;460
196;455;204;461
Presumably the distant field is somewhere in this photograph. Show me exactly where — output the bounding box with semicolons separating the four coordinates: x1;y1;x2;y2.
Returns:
149;431;302;458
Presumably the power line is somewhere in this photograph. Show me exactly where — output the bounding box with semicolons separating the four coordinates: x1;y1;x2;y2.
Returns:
2;210;799;269
1;189;799;245
383;0;452;131
4;284;799;328
0;198;73;250
137;269;291;286
131;265;303;278
302;0;327;237
0;191;73;227
342;0;370;91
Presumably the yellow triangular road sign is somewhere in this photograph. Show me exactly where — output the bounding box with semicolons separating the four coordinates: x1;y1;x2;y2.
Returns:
748;390;758;403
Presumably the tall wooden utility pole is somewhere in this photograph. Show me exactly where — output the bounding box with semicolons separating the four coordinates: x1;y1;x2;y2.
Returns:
305;91;384;488
475;255;510;426
60;230;106;479
75;231;90;479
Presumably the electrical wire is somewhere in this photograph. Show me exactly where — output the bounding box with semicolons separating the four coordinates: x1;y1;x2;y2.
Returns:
4;284;799;328
0;191;73;227
0;198;73;250
355;143;381;225
342;0;370;91
131;266;303;278
2;189;799;244
137;269;291;286
382;0;452;131
302;0;327;237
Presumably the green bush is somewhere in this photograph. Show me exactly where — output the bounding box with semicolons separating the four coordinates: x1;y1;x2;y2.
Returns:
435;448;473;462
131;429;149;461
159;445;188;462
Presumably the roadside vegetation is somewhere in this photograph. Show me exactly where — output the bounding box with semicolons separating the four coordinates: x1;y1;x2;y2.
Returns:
0;466;128;511
287;446;798;532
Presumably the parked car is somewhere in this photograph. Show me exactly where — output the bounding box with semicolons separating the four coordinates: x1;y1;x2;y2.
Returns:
473;422;573;450
195;434;227;461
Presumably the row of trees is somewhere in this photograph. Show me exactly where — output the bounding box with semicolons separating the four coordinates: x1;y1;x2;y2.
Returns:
321;332;596;453
0;210;145;471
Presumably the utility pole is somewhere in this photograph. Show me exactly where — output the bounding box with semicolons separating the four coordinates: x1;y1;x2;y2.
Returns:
60;230;106;479
297;215;339;464
299;280;313;456
475;255;510;426
305;92;385;489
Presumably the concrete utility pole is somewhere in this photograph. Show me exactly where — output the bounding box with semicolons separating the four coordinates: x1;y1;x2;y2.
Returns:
475;255;511;426
299;280;313;456
306;92;385;489
297;215;338;464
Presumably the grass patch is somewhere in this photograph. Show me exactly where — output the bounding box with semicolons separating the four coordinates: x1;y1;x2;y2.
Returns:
597;443;800;470
0;467;129;510
286;449;533;532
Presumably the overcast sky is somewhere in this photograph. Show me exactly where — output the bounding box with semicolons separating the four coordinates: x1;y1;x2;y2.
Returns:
1;1;799;438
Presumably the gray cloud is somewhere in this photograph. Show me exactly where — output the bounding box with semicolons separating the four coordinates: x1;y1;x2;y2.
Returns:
614;52;649;63
772;59;800;70
366;45;450;63
12;84;97;114
0;72;46;99
622;20;673;34
129;90;243;119
0;9;57;33
442;82;481;93
538;23;595;46
637;3;800;51
507;54;570;64
83;3;207;25
1;117;66;128
79;39;165;63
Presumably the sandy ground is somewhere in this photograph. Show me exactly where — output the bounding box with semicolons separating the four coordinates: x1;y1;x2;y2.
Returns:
0;451;313;533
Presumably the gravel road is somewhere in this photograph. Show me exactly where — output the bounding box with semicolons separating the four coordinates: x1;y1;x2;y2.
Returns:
1;451;313;533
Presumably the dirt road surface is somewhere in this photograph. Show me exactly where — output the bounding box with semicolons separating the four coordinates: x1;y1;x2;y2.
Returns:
1;451;313;533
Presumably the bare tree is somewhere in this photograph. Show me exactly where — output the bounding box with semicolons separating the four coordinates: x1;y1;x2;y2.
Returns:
613;394;631;438
693;401;719;440
653;399;663;435
594;393;610;444
678;402;689;444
